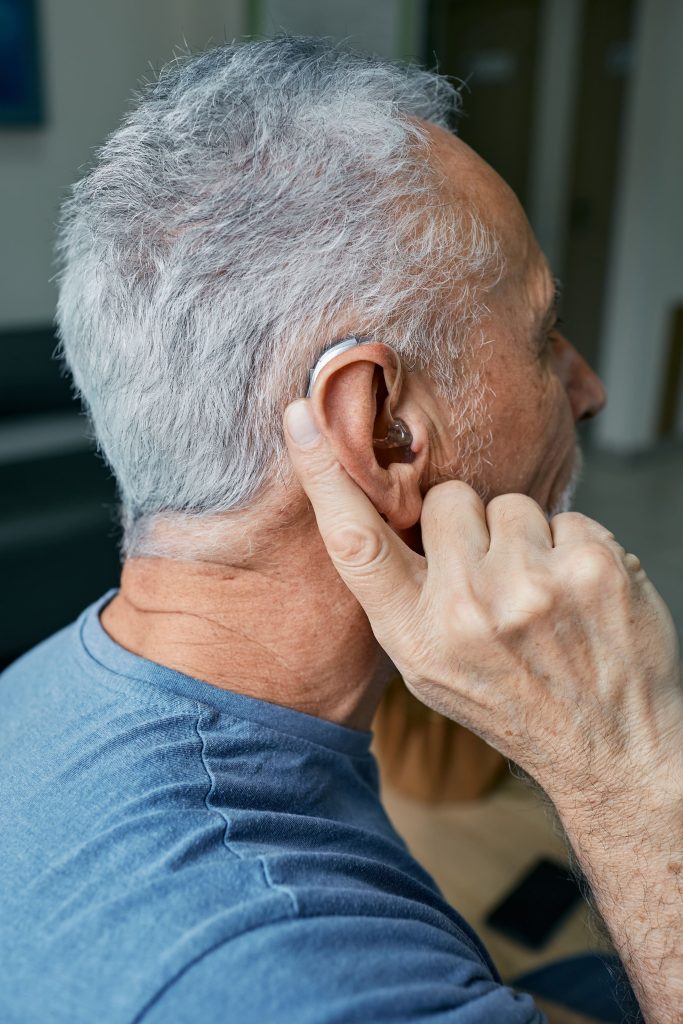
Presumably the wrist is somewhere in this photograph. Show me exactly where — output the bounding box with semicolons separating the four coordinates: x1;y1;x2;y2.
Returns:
550;752;683;875
546;702;683;820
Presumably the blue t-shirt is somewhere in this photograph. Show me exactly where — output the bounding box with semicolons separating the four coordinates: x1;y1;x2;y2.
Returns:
0;589;544;1023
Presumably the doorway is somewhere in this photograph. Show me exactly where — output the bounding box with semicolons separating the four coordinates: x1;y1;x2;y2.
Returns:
426;0;637;371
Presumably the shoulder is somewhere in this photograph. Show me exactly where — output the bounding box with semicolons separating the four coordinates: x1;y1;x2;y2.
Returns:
139;912;546;1024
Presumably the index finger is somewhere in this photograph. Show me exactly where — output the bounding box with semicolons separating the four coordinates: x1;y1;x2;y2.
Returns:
283;399;424;632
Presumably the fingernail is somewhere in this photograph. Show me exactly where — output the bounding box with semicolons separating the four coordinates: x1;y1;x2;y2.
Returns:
285;400;320;447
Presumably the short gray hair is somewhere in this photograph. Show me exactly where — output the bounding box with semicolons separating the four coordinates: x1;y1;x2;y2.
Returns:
55;36;501;559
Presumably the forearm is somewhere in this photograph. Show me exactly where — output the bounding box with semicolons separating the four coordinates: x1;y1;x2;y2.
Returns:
552;763;683;1024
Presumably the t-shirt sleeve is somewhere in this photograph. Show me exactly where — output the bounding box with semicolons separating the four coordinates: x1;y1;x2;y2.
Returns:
140;913;547;1023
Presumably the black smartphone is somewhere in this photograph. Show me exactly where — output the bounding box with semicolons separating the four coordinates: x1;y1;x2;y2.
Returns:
485;857;584;950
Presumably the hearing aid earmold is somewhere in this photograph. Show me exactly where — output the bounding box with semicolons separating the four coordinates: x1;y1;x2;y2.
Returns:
371;418;412;449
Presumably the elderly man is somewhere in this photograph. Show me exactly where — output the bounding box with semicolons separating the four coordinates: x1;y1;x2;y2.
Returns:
1;36;680;1024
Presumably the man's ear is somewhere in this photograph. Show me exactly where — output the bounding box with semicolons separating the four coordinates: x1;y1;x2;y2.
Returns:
310;343;430;531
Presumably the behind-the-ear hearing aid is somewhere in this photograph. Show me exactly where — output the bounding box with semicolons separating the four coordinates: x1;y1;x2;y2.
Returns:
306;336;413;451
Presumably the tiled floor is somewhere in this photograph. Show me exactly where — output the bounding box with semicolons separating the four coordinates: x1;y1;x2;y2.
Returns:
375;441;682;985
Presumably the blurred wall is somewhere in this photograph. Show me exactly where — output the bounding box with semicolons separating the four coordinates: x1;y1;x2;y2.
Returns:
0;0;245;328
596;0;683;450
258;0;422;60
0;1;246;666
527;0;583;279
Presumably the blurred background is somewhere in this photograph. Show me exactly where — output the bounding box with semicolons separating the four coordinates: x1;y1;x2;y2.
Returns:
1;0;681;998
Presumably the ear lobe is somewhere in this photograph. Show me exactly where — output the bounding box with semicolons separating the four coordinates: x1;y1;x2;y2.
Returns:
310;346;426;532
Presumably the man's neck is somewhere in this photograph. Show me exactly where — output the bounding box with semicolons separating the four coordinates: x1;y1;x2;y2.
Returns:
99;518;391;731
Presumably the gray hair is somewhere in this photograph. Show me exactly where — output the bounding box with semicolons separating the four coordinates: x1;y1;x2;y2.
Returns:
55;36;501;560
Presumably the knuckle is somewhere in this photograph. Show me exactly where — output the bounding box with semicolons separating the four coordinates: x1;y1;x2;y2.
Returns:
424;576;495;646
456;586;553;643
569;542;620;585
442;569;558;645
552;510;592;530
423;479;482;517
325;524;386;571
497;578;555;633
553;511;616;544
487;492;542;522
516;578;555;617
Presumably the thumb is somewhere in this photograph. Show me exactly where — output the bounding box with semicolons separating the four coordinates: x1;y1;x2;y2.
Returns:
283;399;424;635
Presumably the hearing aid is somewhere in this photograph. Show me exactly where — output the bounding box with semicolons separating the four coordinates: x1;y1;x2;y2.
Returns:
306;336;413;451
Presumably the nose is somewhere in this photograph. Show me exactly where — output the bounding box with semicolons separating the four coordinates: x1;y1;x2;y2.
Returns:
552;334;607;422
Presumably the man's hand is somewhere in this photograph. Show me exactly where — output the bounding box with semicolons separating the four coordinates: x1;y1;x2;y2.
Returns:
284;399;683;1023
284;400;682;799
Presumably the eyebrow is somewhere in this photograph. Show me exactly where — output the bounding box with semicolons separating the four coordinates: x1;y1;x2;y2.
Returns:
539;276;562;333
532;276;562;352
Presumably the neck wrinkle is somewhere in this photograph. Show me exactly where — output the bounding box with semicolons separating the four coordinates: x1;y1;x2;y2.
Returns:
100;517;389;731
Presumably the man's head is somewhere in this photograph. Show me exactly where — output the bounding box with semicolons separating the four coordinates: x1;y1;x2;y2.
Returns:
56;36;605;561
